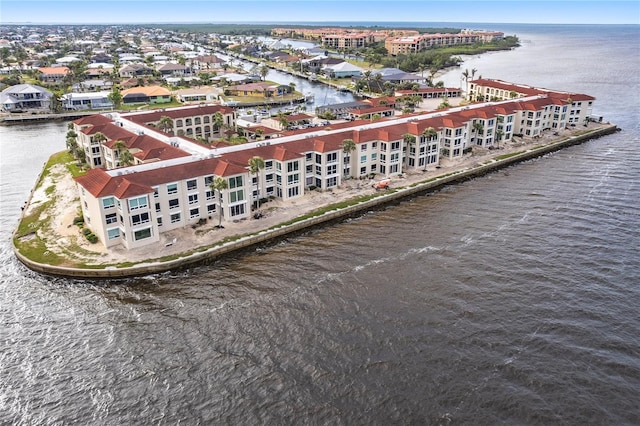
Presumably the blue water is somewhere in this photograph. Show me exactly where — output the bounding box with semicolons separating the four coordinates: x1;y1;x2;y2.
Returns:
1;24;639;424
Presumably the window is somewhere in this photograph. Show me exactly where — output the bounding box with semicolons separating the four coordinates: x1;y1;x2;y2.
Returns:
153;187;159;198
360;166;367;175
107;228;119;240
228;176;243;189
230;204;245;217
134;228;152;241
128;196;148;211
361;143;367;151
266;173;274;183
190;208;200;219
105;213;117;224
326;152;337;162
170;212;181;223
131;212;150;226
102;197;115;209
371;153;377;160
305;153;312;161
204;175;214;185
188;194;198;205
206;190;214;200
167;183;178;194
287;174;299;184
155;202;161;212
207;204;216;214
265;160;273;169
187;179;197;191
229;190;244;203
157;217;163;227
360;155;367;163
287;161;299;172
315;154;322;163
169;199;179;209
327;164;337;175
288;187;299;197
391;141;400;150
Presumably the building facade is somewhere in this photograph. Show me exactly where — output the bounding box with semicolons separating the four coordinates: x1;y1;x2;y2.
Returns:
73;81;595;251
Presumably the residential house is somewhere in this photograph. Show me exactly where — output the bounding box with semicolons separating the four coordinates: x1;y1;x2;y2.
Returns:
323;61;363;79
119;63;153;78
157;62;189;77
0;83;52;112
121;86;172;105
37;66;71;84
62;91;114;111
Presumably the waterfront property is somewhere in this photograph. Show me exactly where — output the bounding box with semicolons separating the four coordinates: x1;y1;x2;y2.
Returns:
72;79;594;251
0;83;52;112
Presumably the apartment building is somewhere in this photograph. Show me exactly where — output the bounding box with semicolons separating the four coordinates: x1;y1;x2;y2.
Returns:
385;31;504;55
73;81;595;251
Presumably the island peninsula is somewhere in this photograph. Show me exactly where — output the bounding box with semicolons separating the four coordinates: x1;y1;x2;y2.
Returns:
13;78;616;279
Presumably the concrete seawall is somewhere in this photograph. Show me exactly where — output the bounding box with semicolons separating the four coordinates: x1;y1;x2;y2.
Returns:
14;124;619;279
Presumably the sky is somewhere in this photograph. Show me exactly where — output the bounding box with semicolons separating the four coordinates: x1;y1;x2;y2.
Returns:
1;0;638;25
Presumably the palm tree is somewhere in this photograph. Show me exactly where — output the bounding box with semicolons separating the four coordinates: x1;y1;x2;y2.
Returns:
112;140;127;165
119;149;135;167
158;115;174;134
363;70;372;92
93;131;107;144
259;64;269;81
422;127;438;140
277;111;289;130
213;112;224;138
210;176;228;228
341;138;356;178
403;133;416;150
495;129;504;148
248;156;265;211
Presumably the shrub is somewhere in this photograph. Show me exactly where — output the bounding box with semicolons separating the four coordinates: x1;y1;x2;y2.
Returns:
73;216;84;225
86;233;99;243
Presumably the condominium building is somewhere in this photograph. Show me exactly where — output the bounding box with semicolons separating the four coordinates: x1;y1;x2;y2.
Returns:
73;81;595;251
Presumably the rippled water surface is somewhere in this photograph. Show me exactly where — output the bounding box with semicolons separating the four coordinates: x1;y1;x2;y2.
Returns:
1;24;639;425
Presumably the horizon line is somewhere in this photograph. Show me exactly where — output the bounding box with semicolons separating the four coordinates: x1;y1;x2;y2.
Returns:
3;20;638;26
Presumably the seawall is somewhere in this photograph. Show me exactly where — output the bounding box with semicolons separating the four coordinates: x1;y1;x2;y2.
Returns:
14;124;619;279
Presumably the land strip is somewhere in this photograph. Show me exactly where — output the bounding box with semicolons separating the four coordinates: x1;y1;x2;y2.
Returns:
13;122;618;279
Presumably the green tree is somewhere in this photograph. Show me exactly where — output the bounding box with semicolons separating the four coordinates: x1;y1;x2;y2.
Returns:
403;133;416;152
495;129;504;148
93;131;107;144
210;176;228;228
158;115;174;134
119;149;135;167
473;121;484;136
108;85;122;108
248;156;265;211
422;127;438;140
213;112;225;137
259;64;269;81
341;138;356;177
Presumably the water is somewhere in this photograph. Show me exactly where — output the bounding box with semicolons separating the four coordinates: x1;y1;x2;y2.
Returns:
1;24;639;424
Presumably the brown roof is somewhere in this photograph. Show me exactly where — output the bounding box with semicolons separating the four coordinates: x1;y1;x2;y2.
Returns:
76;157;247;199
123;105;234;124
